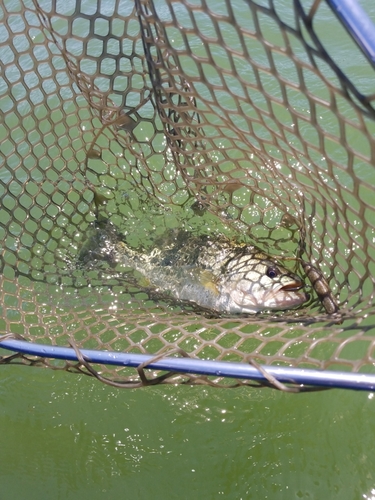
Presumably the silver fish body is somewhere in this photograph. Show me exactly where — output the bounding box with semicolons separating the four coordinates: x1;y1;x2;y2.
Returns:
106;231;308;314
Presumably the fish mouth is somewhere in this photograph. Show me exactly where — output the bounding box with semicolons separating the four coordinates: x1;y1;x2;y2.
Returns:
280;280;304;292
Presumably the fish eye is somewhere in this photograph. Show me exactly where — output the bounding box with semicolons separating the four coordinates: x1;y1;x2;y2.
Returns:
266;267;279;279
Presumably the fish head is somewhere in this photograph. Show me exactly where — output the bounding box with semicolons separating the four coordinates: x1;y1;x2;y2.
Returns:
223;254;308;313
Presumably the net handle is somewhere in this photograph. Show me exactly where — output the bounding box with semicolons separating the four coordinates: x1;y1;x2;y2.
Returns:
325;0;375;65
1;338;375;391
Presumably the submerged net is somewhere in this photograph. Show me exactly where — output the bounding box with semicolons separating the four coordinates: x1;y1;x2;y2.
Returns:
1;0;375;387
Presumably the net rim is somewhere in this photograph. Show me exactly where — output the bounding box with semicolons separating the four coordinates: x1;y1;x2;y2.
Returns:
1;338;375;391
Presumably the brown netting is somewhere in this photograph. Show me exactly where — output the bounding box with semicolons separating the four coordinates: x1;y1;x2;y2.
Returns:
1;0;375;386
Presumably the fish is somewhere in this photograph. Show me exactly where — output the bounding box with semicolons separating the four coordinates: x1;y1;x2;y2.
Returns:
79;225;309;314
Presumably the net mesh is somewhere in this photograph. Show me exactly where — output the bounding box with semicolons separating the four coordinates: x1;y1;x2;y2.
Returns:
1;0;375;385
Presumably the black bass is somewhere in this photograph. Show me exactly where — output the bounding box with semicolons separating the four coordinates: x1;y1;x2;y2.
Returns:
80;225;308;314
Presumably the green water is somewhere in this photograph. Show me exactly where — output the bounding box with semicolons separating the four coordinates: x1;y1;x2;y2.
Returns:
1;366;375;499
2;1;375;498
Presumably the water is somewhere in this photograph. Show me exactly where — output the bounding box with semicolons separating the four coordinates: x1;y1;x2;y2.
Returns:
2;0;375;498
1;366;375;499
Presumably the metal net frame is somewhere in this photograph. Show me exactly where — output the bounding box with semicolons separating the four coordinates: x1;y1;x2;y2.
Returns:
1;0;375;390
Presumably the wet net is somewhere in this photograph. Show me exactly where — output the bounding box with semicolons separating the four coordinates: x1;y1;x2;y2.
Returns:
1;0;375;389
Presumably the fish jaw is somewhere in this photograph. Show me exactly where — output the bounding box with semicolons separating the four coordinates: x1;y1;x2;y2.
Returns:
264;285;309;310
226;279;308;313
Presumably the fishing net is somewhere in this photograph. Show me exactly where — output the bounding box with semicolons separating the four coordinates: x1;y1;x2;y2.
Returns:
1;0;375;389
